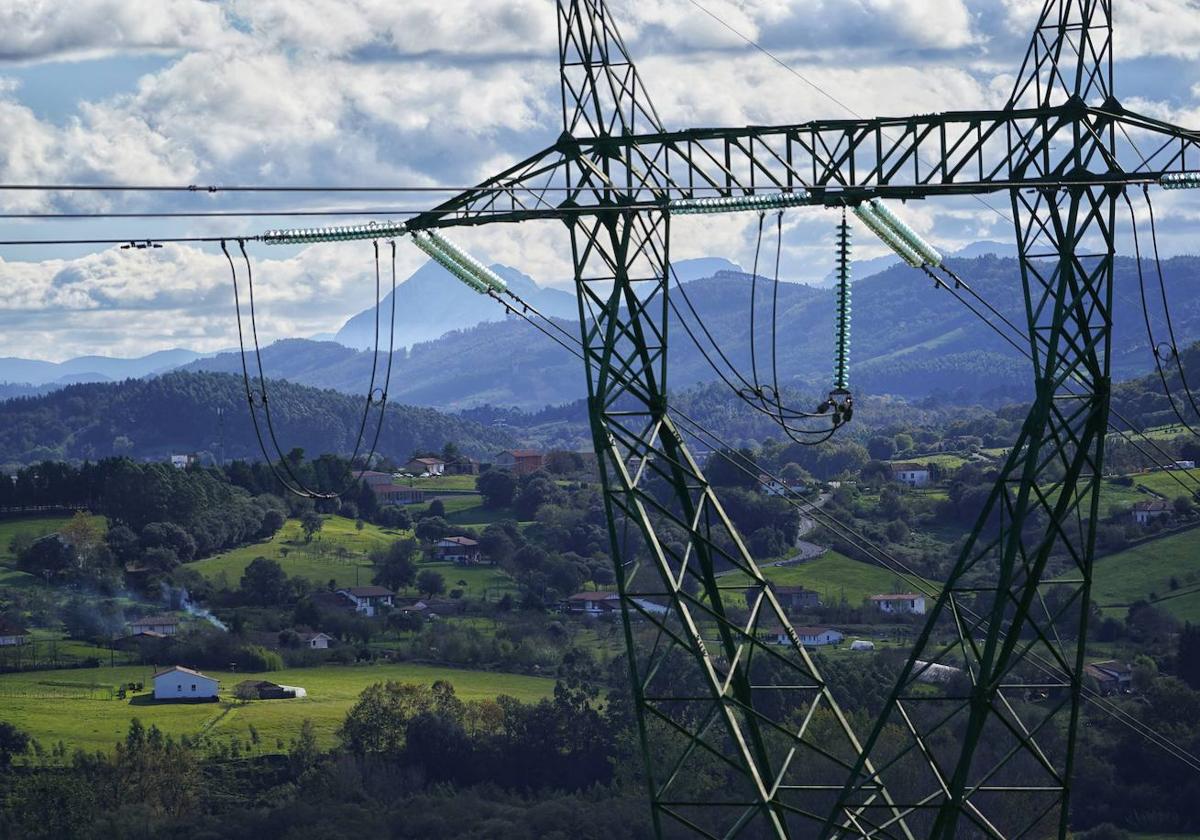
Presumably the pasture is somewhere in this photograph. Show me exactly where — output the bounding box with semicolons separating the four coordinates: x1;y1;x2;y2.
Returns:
0;661;555;754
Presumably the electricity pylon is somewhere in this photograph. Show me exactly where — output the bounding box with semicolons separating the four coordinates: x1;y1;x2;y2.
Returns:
279;0;1200;835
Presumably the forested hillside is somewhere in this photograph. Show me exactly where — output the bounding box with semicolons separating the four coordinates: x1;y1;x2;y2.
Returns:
0;371;513;466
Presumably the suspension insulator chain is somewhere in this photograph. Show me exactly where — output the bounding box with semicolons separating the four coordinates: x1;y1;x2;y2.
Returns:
834;209;852;392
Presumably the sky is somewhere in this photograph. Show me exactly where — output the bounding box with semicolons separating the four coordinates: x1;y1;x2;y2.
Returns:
1;0;1199;361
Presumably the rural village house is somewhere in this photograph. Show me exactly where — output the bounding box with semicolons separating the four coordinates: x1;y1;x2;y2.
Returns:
1132;499;1171;525
770;585;821;611
869;593;927;615
336;585;395;617
1085;660;1134;695
298;631;332;650
890;463;931;488
405;456;445;476
0;618;30;646
437;536;482;565
764;626;844;647
563;591;620;616
495;449;544;476
129;614;180;636
153;665;218;701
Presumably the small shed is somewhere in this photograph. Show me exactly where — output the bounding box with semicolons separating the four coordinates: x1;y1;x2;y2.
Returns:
235;680;302;700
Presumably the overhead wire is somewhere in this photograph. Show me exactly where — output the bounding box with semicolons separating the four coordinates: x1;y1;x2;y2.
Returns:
223;238;397;499
1144;186;1200;426
487;273;1200;774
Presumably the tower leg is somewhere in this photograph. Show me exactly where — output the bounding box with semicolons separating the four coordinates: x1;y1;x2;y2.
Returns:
571;208;908;839
826;184;1116;839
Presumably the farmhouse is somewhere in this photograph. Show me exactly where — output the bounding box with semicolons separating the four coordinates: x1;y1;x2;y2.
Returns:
445;456;481;475
495;449;544;476
869;593;927;615
758;475;805;498
770;585;821;611
891;463;931;488
437;536;482;565
336;585;395;617
405;456;446;476
153;666;218;701
129;614;180;636
1085;660;1133;695
357;470;398;487
311;590;358;613
1132;499;1170;525
764;626;844;647
0;618;30;646
298;631;333;650
563;591;620;616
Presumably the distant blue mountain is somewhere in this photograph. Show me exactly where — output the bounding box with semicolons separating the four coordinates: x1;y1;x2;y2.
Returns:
0;348;208;387
332;257;743;350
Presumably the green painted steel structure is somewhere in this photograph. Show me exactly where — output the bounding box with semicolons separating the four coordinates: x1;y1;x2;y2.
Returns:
268;1;1200;836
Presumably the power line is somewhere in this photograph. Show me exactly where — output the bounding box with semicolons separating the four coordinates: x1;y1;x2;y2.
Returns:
496;281;1200;774
680;0;1015;226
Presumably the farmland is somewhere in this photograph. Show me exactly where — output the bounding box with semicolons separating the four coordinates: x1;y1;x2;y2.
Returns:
1085;527;1200;622
0;661;555;754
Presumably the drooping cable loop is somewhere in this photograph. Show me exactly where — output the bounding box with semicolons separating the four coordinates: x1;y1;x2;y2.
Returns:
1125;192;1200;439
224;238;397;498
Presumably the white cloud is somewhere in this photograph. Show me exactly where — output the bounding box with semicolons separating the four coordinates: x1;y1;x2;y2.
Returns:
0;0;232;62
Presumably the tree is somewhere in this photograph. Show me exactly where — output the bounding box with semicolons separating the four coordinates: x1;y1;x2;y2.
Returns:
515;474;564;520
867;436;896;460
415;516;451;543
417;569;446;598
373;538;418;592
301;511;324;543
260;508;286;538
376;505;413;530
240;556;290;606
338;681;437;754
1179;622;1200;690
477;469;517;509
0;721;29;770
140;521;197;562
427;499;446;518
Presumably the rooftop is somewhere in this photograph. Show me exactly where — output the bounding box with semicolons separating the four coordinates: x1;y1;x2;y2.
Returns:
152;665;212;680
870;593;924;601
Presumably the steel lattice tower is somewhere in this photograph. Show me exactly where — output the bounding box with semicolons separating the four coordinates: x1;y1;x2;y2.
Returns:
372;0;1200;835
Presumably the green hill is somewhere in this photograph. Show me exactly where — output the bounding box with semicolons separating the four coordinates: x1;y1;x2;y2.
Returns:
0;370;515;465
1086;527;1200;622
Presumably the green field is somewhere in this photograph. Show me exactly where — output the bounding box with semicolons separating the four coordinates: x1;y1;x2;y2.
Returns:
415;558;516;600
1084;527;1200;622
402;474;480;492
188;515;402;588
758;551;937;607
0;661;554;754
1133;468;1200;499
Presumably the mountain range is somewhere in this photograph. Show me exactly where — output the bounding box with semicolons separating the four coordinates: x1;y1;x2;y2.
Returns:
3;248;1199;412
176;253;1200;409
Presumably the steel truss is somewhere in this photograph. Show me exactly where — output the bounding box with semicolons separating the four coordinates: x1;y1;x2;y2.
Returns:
405;1;1194;837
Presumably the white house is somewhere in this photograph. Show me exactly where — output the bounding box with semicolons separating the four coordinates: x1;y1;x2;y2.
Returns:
1132;499;1171;525
869;593;927;615
153;666;218;701
437;536;482;565
299;632;332;650
405;457;446;476
336;586;395;617
0;618;29;646
766;626;845;647
169;454;196;469
129;614;180;636
563;591;620;616
891;463;931;488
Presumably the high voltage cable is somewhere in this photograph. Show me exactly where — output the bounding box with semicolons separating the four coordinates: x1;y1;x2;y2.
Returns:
492;281;1200;774
680;0;1015;226
665;410;1200;776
